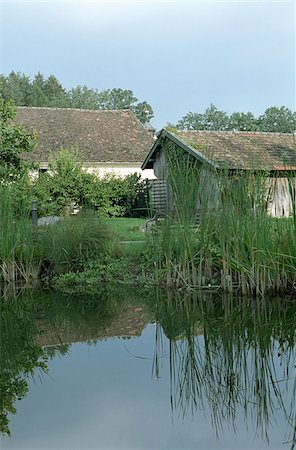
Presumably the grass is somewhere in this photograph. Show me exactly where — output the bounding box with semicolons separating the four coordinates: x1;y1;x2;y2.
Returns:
38;214;117;275
102;217;147;241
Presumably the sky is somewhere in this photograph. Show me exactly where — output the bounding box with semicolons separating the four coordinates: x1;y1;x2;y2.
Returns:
0;0;295;128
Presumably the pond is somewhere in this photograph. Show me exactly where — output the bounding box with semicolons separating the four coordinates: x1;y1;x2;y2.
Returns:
0;285;295;450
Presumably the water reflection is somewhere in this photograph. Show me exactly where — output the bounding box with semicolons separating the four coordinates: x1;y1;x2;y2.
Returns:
154;290;296;449
0;284;153;436
0;288;48;436
0;285;295;449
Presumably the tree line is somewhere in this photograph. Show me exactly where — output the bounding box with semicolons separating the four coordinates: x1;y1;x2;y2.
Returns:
0;71;154;124
1;72;295;132
169;103;296;133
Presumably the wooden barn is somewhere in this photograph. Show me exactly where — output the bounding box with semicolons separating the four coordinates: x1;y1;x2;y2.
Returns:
141;129;296;217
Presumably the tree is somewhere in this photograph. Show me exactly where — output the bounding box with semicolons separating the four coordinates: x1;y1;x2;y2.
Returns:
43;75;67;107
0;72;31;106
97;88;154;123
176;112;205;130
0;72;154;124
174;104;296;133
258;106;296;133
132;101;154;125
67;85;99;110
97;88;137;110
229;112;258;131
176;104;229;131
202;104;230;130
0;99;37;179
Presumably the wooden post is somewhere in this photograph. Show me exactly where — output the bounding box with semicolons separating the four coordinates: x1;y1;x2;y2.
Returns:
32;200;38;227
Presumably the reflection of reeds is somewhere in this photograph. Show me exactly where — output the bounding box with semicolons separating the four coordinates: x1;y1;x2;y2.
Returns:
153;291;296;448
151;141;296;295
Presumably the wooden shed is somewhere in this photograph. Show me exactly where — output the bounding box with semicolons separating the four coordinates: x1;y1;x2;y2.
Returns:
142;129;296;217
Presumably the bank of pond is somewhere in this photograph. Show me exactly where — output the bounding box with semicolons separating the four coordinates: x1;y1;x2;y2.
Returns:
1;165;296;298
0;285;295;449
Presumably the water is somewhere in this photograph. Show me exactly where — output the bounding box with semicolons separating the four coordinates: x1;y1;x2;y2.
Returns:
0;285;295;450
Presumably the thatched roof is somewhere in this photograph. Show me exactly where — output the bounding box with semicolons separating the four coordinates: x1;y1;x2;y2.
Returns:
142;129;296;171
15;107;155;163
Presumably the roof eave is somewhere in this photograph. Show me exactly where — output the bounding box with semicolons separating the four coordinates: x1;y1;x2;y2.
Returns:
141;129;217;170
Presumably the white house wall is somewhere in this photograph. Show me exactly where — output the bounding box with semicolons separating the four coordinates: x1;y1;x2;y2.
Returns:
32;162;156;180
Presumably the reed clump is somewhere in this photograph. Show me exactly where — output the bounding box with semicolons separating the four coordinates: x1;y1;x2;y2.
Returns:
150;141;296;296
0;186;38;283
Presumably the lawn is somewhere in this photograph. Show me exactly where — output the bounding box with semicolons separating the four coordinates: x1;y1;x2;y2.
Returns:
102;217;147;241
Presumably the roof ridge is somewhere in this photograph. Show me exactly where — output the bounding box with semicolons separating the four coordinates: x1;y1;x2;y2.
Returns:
178;130;294;136
15;106;134;113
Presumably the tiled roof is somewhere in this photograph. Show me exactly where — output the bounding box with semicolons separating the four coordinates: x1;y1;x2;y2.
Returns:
15;107;155;163
174;130;296;170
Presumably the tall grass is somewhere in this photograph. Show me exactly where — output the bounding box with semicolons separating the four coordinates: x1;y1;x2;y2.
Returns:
0;186;117;282
0;186;38;282
37;212;117;275
150;140;296;296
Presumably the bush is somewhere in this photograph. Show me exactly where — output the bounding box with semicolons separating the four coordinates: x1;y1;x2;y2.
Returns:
84;172;150;217
25;149;150;218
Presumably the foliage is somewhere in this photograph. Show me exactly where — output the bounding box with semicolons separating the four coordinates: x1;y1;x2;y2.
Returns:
26;149;150;217
174;103;296;132
97;88;153;124
0;99;36;180
84;172;150;218
31;148;90;216
1;146;150;223
55;243;152;287
0;71;154;124
258;106;296;133
228;111;258;131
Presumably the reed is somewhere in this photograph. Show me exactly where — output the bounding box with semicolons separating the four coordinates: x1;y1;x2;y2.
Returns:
150;142;296;296
0;186;38;283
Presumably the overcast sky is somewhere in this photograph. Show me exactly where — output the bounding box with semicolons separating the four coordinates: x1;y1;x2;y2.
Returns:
0;0;295;128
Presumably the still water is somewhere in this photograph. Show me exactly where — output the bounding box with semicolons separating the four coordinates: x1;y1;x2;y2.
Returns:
0;285;295;450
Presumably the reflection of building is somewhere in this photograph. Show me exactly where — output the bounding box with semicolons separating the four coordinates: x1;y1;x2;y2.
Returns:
36;305;152;347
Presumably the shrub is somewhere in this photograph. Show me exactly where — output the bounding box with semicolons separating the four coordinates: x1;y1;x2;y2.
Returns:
26;149;150;218
84;172;150;217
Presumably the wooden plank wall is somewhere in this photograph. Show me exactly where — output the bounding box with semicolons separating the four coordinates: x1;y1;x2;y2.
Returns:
149;179;168;215
268;178;296;217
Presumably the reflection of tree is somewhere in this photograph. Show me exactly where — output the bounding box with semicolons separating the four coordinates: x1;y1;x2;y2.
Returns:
0;284;154;436
154;291;296;449
0;294;48;435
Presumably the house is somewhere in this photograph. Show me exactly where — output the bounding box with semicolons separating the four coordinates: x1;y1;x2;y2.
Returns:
141;129;296;217
15;107;156;179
